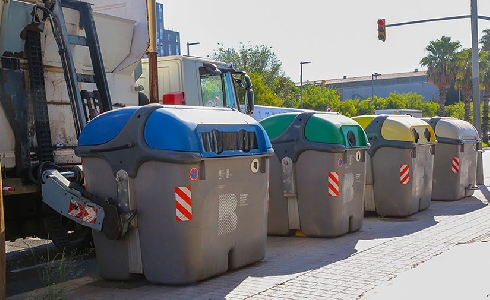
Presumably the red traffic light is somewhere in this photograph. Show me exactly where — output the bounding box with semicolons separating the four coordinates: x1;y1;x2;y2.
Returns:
377;19;386;41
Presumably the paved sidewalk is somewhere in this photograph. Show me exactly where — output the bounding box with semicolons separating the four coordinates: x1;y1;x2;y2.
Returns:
362;240;490;300
9;186;490;300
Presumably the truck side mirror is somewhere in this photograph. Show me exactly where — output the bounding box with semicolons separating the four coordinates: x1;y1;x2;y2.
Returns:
241;73;252;89
245;89;254;115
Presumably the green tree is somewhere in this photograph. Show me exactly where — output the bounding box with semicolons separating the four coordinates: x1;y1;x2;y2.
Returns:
420;36;461;116
337;99;358;117
419;101;439;117
445;102;465;119
454;48;473;121
210;43;290;95
248;73;282;106
480;29;490;51
356;99;375;115
480;30;490;142
300;85;341;111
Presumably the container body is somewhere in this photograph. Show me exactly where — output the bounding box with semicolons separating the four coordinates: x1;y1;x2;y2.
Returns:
263;112;368;237
427;117;479;201
371;145;434;216
432;142;477;200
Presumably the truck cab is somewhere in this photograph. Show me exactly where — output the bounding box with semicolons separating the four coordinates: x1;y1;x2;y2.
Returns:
136;55;254;113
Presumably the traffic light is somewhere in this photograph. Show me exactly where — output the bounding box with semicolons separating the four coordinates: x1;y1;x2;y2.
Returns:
377;19;386;42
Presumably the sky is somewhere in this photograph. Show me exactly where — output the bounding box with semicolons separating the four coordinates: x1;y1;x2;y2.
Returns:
158;0;490;83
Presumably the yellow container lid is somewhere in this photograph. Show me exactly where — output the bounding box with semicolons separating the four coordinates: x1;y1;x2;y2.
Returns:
352;115;376;130
355;114;436;144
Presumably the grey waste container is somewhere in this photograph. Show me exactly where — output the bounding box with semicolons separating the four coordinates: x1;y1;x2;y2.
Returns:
260;111;369;237
426;117;480;200
353;115;437;217
76;104;273;284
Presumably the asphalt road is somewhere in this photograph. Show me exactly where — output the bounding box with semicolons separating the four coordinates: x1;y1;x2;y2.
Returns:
5;238;98;297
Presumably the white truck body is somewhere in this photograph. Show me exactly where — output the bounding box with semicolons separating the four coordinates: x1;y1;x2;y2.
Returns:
245;105;314;121
137;55;237;107
0;0;149;246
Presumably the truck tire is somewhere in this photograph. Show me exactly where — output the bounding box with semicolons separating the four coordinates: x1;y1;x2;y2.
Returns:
45;205;93;251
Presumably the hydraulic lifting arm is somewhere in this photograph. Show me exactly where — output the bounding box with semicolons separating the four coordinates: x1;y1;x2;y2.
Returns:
42;169;136;240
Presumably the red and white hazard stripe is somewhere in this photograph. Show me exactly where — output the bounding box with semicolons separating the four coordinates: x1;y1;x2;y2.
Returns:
328;172;340;196
451;157;460;174
67;200;98;224
68;200;85;219
400;164;410;185
83;206;98;223
175;186;192;222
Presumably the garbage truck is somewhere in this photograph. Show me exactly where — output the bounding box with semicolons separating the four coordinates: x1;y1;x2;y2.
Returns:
0;0;149;249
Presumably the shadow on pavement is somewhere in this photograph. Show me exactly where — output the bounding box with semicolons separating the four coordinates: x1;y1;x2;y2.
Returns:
430;193;488;217
53;205;442;300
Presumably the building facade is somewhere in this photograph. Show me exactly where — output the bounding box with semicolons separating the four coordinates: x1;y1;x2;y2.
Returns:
313;70;439;102
155;2;180;56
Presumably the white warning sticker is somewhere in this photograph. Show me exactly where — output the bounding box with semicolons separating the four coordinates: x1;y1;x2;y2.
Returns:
356;151;361;162
251;159;259;173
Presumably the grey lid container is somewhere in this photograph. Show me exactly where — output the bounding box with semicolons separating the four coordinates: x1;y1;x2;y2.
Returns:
426;117;479;200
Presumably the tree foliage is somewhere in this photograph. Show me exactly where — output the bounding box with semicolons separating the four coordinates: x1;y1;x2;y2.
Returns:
420;36;461;116
480;30;490;142
454;48;473;121
210;43;291;95
248;73;282;106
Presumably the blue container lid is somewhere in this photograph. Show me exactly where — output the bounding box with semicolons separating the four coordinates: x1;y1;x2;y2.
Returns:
78;105;273;158
78;106;138;146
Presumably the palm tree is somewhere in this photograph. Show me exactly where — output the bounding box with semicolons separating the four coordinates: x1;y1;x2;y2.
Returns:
454;49;473;121
420;36;461;116
480;29;490;51
480;29;490;142
479;51;490;142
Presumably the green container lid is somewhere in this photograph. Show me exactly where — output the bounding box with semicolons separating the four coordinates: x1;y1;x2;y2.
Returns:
260;111;368;148
260;113;298;140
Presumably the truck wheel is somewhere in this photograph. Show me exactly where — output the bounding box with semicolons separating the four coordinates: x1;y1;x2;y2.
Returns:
45;206;93;251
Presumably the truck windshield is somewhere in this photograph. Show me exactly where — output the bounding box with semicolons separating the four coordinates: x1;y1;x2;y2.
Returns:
200;71;238;109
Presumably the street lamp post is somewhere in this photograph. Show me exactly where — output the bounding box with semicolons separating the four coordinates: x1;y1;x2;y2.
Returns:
371;72;381;102
300;61;311;108
186;42;200;56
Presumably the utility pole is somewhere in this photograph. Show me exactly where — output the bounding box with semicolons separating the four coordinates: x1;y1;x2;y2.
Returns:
371;73;381;101
146;0;159;103
300;61;311;109
471;0;481;136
